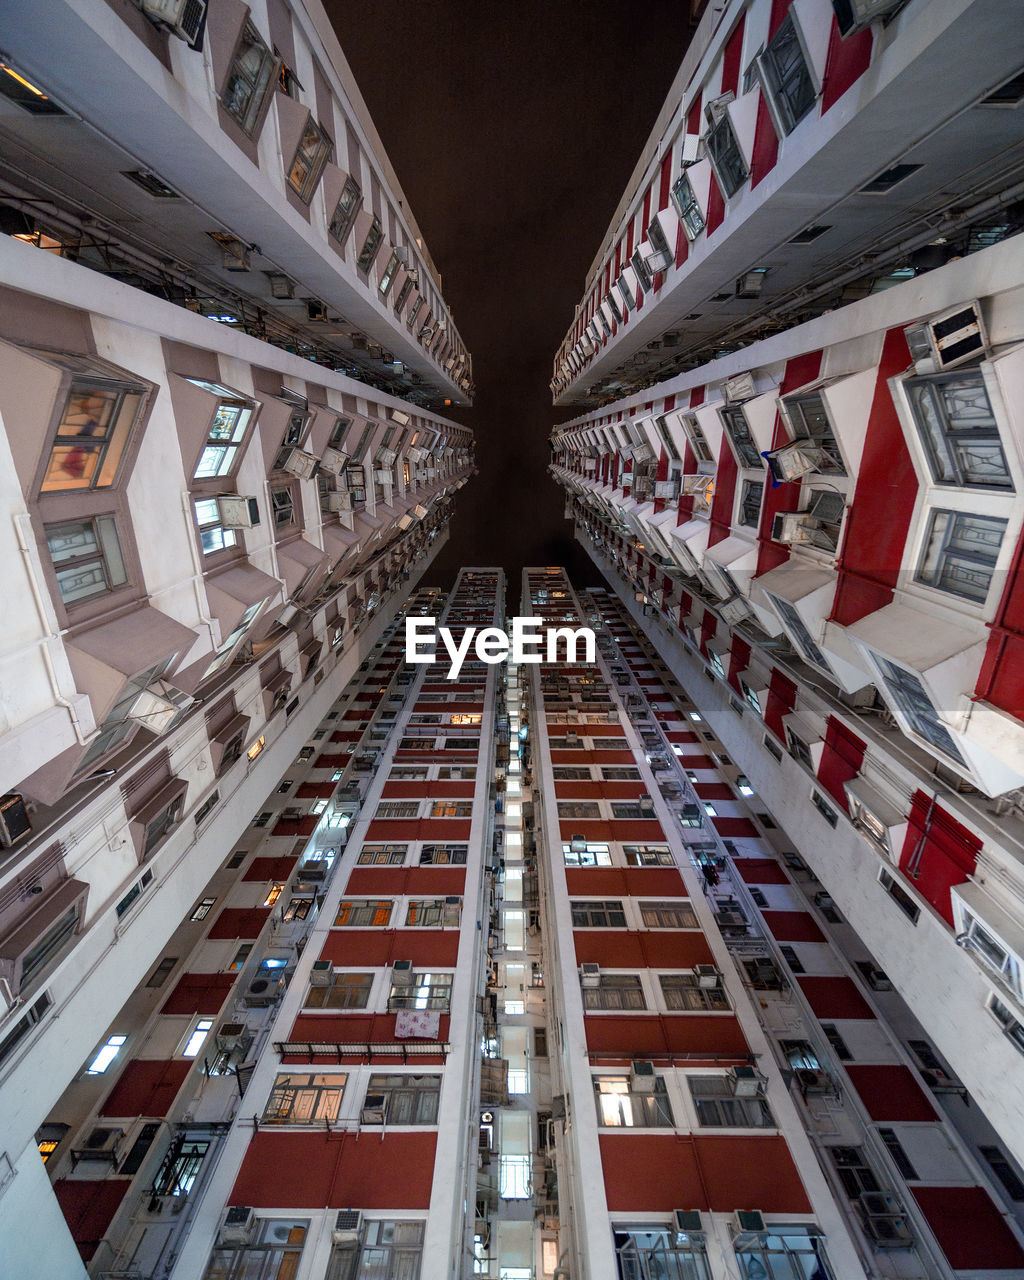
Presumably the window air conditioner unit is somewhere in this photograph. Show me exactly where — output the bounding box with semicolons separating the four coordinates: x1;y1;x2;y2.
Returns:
724;372;756;403
391;409;411;425
142;0;206;43
832;0;905;38
0;793;32;848
217;495;260;529
764;441;827;483
729;1066;767;1097
320;447;349;476
328;491;353;513
795;1068;831;1094
570;833;587;852
632;478;653;499
216;1022;246;1052
378;449;398;466
309;960;333;987
718;596;753;626
673;1209;705;1238
219;1206;256;1247
580;963;601;988
282;448;318;480
361;1093;387;1124
693;965;720;989
856;1193;915;1249
654;479;681;500
373;469;393;484
904;300;987;371
392;959;415;986
298;859;326;882
333;1210;363;1244
732;1210;766;1237
129;681;194;734
770;511;837;551
629;1060;657;1091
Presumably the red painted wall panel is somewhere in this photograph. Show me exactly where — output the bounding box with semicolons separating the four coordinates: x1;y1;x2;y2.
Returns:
381;781;474;798
821;18;873;113
364;819;472;843
160;973;236;1016
764;669;798;739
558;820;666;842
797;976;875;1020
816;717;867;812
707;444;737;544
573;930;715;968
207;907;271;939
100;1059;191;1118
727;636;751;692
600;1134;811;1212
231;1132;437;1208
564;868;688;897
898;792;981;926
911;1186;1024;1270
318;929;461;968
585;1014;749;1057
55;1179;132;1262
287;1012;450;1046
344;868;466;897
975;520;1024;718
845;1065;938;1121
750;93;780;187
832;328;918;624
243;855;299;882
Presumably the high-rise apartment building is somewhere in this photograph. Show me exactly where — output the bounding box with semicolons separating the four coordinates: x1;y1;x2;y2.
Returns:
3;0;1024;1277
548;0;1024;1266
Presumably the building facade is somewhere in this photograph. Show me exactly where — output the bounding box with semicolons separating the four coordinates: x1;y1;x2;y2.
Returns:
0;1;475;1273
547;0;1024;1270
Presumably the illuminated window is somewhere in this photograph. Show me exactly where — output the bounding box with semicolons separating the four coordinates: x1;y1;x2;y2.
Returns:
87;1034;127;1075
181;1018;214;1059
246;735;265;761
190;897;217;921
263;883;284;907
287;116;331;202
40;362;147;493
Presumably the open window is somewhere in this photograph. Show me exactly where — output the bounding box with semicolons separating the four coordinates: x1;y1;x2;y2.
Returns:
220;19;278;137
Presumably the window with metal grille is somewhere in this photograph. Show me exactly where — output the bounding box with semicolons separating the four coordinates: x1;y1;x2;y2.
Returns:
333;901;393;927
670;172;706;240
358;845;407;865
326;1220;424;1280
739;479;764;528
287;116;331;202
365;1075;440;1124
624;845;674;866
263;1074;346;1124
406;898;461;927
613;1229;711;1280
905;369;1012;489
759;13;817;134
594;1076;674;1127
915;508;1007;603
571;900;627;928
304;971;374;1010
640;902;698;928
222;21;276;136
870;653;966;763
419;844;468;865
563;843;612;866
705;113;748;197
688;1076;774;1127
202;1219;308;1280
659;974;729;1011
582;974;647;1010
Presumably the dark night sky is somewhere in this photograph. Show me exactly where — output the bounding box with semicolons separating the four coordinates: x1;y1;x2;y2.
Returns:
323;0;691;589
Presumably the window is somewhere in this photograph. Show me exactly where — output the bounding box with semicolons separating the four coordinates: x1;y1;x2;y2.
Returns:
681;414;713;464
878;1128;920;1180
583;973;647;1010
379;251;401;297
153;1137;208;1196
329;177;361;245
624;845;674;866
191;390;254;479
37;359;148;495
558;801;601;819
733;1227;834;1278
388;971;452;1011
194;497;238;556
905;369;1012;490
364;1074;440;1124
222;20;276;135
821;1023;851;1061
430;801;472;818
334;900;393;927
739;479;763;528
759;13;816;134
783;390;846;474
227;945;252;973
203;1219;308;1280
980;1146;1024;1202
688;1076;774;1127
44;516;128;606
270;486;295;529
870;653;965;763
305;971;373;1010
878;869;920;922
670;171;705;240
87;1033;127;1075
602;766;641;780
660;973;729;1011
263;1073;346;1124
326;1220;424;1280
143;789;185;858
915;509;1007;603
779;945;804;973
571;900;626;928
705;112;747;197
613;1229;711;1280
641;901;698;928
554;766;593;779
356;216;384;272
146;956;178;987
563;842;613;866
358;845;407;865
720;405;762;469
375;801;420;819
419;844;468;865
406;898;461;927
182;1018;214;1058
594;1076;674;1127
810;791;838;828
288;116;331;202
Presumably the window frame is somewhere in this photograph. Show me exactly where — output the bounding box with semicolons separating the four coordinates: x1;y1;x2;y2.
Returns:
704;111;748;198
328;177;362;246
670;170;706;240
757;11;818;137
44;514;129;608
287;115;331;203
221;19;277;137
